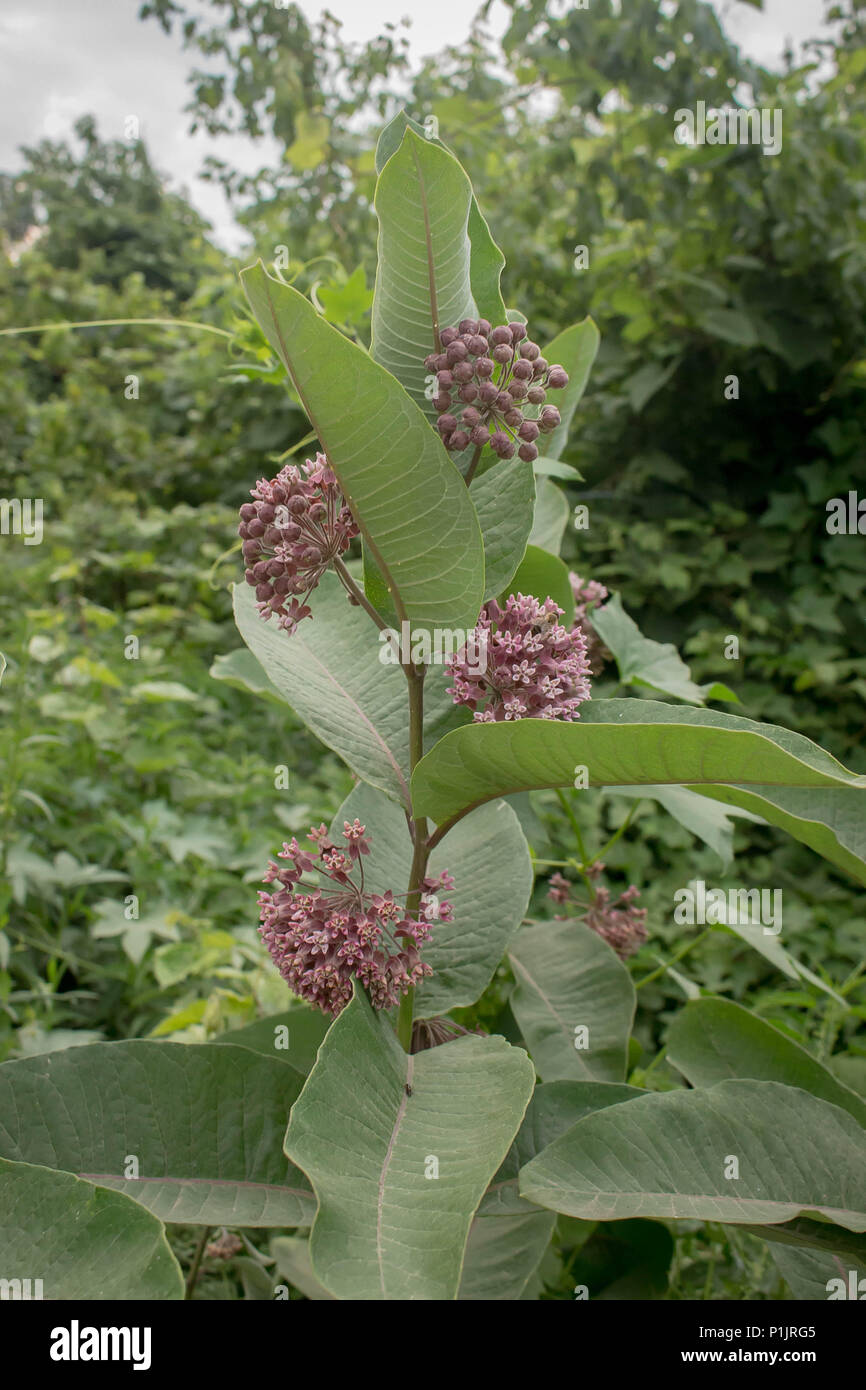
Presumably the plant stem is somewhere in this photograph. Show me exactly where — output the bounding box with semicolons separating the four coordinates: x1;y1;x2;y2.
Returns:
332;555;390;633
464;445;483;486
635;929;711;990
184;1226;212;1299
0;317;233;340
554;788;596;898
397;664;430;1052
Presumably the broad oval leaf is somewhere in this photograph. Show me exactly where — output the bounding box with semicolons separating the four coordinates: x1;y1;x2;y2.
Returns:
471;455;535;600
411;699;866;884
241;260;484;636
0;1158;184;1300
519;1080;866;1232
539;318;600;460
666;997;866;1127
508;920;636;1083
528;477;570;556
0;1041;315;1228
284;989;535;1300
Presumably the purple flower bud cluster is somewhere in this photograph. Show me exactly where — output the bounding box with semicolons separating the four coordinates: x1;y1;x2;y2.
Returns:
258;819;455;1016
425;319;568;462
446;592;592;722
239;453;359;635
569;571;611;676
549;866;648;961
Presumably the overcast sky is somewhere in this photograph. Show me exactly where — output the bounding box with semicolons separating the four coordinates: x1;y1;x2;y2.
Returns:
0;0;833;250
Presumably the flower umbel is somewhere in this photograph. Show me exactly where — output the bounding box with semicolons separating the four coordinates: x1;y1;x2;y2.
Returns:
258;820;454;1016
549;865;648;961
447;592;592;722
239;452;359;634
569;571;611;676
426;319;569;462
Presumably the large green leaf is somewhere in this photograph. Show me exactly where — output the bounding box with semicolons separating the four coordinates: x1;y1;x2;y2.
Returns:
213;1007;333;1075
591;593;738;704
241;260;484;636
767;1243;866;1301
529;477;570;555
539;318;600;460
327;780;533;1015
0;1041;315;1227
0;1158;183;1300
504;544;575;623
471;455;535;600
371;129;475;420
374;111;506;324
284;989;535;1300
520;1080;866;1233
232;576;457;809
458;1210;555;1300
666;997;866;1126
508;921;636;1083
480;1079;642;1216
411;699;866;883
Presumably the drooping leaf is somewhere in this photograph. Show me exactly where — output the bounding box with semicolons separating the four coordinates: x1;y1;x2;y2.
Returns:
240;261;484;637
508;921;636;1083
271;1236;337;1300
284;989;535;1300
767;1243;866;1301
410;699;866;884
0;1042;315;1227
458;1210;556;1300
666;998;866;1126
503;544;575;623
611;784;764;869
0;1158;184;1300
539;318;600;460
327;781;533;1015
209;647;286;705
591;593;738;704
471;455;535;600
520;1080;866;1233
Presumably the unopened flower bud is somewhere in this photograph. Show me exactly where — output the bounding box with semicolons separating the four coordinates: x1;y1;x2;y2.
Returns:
518;420;539;442
490;325;513;346
519;342;540;361
451;430;470;451
476;357;495;379
518;442;539;462
452;360;474;383
493;343;513;364
527;386;546;405
548;366;568;389
539;404;561;430
459;318;479;336
468;334;488;356
458;383;478;403
440;326;459;347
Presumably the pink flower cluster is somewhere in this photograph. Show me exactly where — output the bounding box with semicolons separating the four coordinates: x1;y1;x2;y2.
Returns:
258;819;454;1016
239;453;358;634
447;593;592;722
569;571;610;675
549;866;648;960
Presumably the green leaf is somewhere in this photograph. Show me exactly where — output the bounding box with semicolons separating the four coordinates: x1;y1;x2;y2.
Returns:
503;544;575;623
471;456;535;600
539;318;600;460
767;1243;866;1301
371;129;475;421
508;921;636;1082
209;647;286;705
591;594;738;704
520;1080;866;1232
233;576;458;809
0;1042;315;1227
316;266;373;326
241;260;484;636
666;998;866;1125
467;195;507;324
214;1007;333;1074
533;456;584;482
271;1236;336;1300
410;699;866;884
529;478;570;555
327;781;533;1015
0;1158;184;1300
612;785;764;869
698;307;759;347
458;1210;555;1300
286;111;330;170
480;1079;643;1216
284;989;535;1300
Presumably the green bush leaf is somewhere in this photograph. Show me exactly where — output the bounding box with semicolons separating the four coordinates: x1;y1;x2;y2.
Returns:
0;1158;183;1300
0;1042;315;1227
508;921;636;1082
591;593;738;704
411;699;866;883
371;129;475;420
539;318;600;460
241;260;484;636
666;997;866;1126
520;1080;866;1233
471;455;535;599
503;543;575;623
284;989;535;1300
327;781;533;1015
